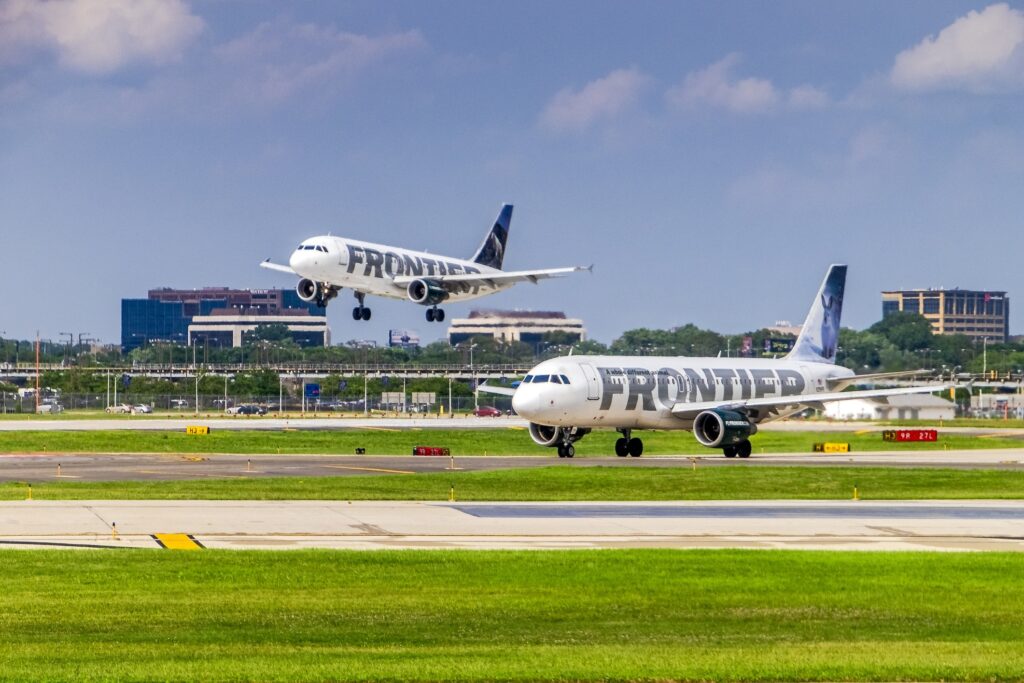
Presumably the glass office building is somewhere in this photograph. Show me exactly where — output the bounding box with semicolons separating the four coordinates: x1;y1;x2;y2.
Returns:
881;289;1009;343
122;288;325;352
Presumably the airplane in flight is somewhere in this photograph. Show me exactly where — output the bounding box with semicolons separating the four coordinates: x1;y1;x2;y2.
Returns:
481;264;949;458
260;204;588;322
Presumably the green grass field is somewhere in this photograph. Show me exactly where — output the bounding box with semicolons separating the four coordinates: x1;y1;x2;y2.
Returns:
2;426;1022;456
0;549;1022;681
7;465;1024;501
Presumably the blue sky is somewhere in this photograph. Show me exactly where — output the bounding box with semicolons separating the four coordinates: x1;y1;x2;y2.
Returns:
2;1;1024;345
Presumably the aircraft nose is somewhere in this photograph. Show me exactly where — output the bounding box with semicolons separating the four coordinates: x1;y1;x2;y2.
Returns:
512;389;539;419
289;250;306;273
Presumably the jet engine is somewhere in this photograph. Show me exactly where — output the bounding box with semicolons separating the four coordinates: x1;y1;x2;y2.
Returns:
693;409;757;448
528;423;590;447
296;278;320;303
407;279;449;306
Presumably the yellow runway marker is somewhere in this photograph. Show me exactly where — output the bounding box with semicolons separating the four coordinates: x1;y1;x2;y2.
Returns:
358;426;401;432
323;465;416;475
152;533;203;550
854;429;874;435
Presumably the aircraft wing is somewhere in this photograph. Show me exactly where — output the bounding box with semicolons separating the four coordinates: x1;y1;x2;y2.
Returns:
392;265;590;289
260;259;297;276
670;384;951;419
827;369;933;390
476;383;517;397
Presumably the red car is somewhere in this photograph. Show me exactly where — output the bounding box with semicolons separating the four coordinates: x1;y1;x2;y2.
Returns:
472;406;502;417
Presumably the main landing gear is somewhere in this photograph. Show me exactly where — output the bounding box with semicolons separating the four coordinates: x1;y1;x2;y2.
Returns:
722;440;752;458
352;292;371;321
557;443;575;458
425;306;445;322
614;429;643;457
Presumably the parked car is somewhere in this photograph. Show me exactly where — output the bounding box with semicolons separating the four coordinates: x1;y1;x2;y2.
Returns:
36;402;64;414
472;406;503;417
105;404;132;414
132;404;152;414
227;404;266;415
170;399;189;409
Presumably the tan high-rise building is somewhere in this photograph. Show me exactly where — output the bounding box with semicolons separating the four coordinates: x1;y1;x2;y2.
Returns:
881;289;1009;342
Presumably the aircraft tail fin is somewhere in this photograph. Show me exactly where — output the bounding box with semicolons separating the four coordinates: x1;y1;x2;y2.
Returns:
786;264;847;364
471;203;513;270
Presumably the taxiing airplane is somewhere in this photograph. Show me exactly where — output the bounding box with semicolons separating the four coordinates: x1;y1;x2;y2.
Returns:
260;204;588;322
481;264;949;458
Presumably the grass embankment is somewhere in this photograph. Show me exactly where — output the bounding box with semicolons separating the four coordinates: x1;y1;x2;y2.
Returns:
0;550;1022;681
2;427;1022;455
7;466;1024;501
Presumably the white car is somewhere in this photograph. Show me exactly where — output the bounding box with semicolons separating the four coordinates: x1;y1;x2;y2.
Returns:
105;404;132;414
132;404;153;414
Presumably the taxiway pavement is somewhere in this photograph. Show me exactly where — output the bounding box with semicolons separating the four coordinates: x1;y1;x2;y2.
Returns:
1;500;1021;551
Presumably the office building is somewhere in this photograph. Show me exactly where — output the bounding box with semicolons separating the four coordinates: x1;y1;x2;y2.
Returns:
881;289;1009;343
122;287;326;352
448;310;586;348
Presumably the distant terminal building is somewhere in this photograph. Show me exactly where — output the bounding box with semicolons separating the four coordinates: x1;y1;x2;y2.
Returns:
881;289;1009;343
188;312;330;349
448;310;586;348
121;287;326;352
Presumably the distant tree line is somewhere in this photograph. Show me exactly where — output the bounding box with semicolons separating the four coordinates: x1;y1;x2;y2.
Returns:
5;313;1024;377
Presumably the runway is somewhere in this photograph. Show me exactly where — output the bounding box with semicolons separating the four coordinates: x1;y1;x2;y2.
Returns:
1;500;1021;551
3;416;1023;438
0;449;1022;482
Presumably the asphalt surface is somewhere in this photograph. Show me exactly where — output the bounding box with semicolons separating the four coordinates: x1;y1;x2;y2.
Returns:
3;416;1024;438
0;449;1022;482
2;500;1021;551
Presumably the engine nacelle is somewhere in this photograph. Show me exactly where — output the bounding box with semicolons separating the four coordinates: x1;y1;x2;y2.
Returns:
407;279;449;306
296;278;319;303
693;409;756;448
528;423;589;447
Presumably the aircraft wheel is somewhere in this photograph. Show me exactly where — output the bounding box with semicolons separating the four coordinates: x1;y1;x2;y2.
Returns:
352;307;361;321
361;307;371;321
723;445;737;458
556;445;566;458
615;438;629;457
737;440;752;458
426;308;435;322
628;438;643;457
436;308;445;322
564;444;575;458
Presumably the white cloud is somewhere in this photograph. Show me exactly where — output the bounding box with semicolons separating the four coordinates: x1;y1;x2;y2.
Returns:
215;20;427;103
667;54;827;114
0;0;204;74
666;54;778;113
787;84;830;110
539;67;651;132
890;3;1024;92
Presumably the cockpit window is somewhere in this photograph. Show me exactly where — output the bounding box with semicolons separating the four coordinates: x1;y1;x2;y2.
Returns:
551;375;562;384
533;374;550;383
560;375;570;384
523;375;533;383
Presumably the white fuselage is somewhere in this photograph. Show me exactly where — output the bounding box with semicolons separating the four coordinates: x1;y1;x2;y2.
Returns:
288;236;513;302
511;355;855;430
